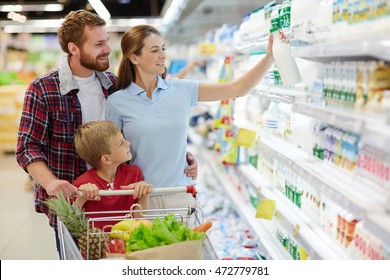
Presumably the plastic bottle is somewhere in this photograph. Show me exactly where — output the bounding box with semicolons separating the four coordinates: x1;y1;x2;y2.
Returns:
269;5;301;86
280;0;292;29
218;56;233;83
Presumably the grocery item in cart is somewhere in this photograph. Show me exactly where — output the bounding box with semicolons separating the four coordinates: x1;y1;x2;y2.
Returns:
55;187;218;260
104;214;209;259
108;219;152;241
45;193;108;260
125;214;205;251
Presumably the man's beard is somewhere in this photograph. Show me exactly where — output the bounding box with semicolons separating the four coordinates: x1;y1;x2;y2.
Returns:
79;49;110;72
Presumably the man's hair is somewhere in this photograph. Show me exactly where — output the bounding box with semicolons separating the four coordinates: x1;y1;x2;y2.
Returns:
58;9;106;55
75;120;121;169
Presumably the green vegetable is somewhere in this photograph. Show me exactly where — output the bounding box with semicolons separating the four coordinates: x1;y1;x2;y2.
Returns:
126;214;205;252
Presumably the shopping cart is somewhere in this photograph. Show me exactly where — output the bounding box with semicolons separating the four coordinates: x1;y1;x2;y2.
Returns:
57;186;217;260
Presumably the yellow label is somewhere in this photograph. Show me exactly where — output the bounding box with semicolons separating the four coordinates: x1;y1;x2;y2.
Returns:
199;43;215;55
255;198;276;220
293;224;300;239
235;128;257;148
297;247;308;260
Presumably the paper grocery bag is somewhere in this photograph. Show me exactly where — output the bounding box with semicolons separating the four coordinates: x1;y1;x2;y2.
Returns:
125;239;204;260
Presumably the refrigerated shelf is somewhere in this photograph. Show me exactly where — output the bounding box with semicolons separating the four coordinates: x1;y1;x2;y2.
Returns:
199;148;292;260
291;35;390;62
238;164;352;260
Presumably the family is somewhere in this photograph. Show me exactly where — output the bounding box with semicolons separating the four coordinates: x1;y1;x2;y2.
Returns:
16;9;276;258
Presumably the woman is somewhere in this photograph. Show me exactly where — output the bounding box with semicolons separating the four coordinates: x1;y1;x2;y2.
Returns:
106;25;274;190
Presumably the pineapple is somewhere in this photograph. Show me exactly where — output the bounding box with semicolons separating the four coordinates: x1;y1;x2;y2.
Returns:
45;193;107;260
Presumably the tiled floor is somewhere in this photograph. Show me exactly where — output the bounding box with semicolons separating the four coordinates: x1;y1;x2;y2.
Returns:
0;153;59;260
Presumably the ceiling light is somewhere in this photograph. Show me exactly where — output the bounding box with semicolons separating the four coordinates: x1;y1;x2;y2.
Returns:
0;18;162;34
18;15;27;23
161;0;190;34
88;0;111;19
0;4;64;12
7;11;15;19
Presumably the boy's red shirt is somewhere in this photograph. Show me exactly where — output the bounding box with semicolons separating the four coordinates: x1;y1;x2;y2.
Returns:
73;164;143;231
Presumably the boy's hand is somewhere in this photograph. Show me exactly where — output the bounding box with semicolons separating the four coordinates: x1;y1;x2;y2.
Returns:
78;183;100;201
122;181;152;199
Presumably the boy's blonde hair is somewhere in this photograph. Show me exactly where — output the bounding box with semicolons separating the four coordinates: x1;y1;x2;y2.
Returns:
75;120;121;169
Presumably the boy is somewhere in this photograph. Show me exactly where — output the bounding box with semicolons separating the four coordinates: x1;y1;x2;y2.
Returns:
73;120;152;230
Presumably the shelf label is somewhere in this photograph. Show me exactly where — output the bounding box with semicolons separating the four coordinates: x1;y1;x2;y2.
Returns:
236;128;257;148
256;187;261;197
293;224;300;239
199;43;215;55
297;247;308;260
255;198;277;220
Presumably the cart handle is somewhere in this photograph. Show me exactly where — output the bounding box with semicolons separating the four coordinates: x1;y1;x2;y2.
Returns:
78;185;197;197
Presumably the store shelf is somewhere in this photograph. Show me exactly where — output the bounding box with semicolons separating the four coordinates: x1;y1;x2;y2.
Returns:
200;148;292;260
233;29;305;55
360;121;390;153
293;161;386;218
256;83;309;96
233;36;268;55
292;102;364;134
259;134;309;163
232;114;259;131
364;211;390;245
260;133;390;243
233;104;390;250
258;133;387;221
291;35;390;62
253;84;308;104
293;102;390;152
238;164;351;260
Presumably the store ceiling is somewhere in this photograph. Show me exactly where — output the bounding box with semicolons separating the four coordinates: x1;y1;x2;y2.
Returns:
166;0;269;43
0;0;166;19
0;0;274;44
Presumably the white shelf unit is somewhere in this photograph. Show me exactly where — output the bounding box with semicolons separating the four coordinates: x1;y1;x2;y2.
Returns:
293;102;390;153
258;134;389;239
197;143;353;259
291;35;390;62
251;89;389;240
191;29;390;259
238;163;351;260
198;147;292;260
254;84;308;104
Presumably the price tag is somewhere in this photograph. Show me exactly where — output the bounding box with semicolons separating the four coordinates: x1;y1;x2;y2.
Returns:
235;128;257;148
199;43;215;55
255;198;276;220
293;224;300;239
297;247;308;260
256;186;261;197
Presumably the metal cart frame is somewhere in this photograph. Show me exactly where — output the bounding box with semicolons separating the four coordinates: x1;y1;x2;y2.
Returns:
57;186;217;260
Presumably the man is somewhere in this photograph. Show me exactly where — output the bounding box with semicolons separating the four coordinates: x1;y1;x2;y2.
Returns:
16;10;197;258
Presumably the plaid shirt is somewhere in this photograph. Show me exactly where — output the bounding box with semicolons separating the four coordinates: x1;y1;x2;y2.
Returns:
16;56;117;228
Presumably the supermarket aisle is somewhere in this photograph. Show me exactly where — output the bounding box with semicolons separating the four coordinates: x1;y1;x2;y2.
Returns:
0;153;58;260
